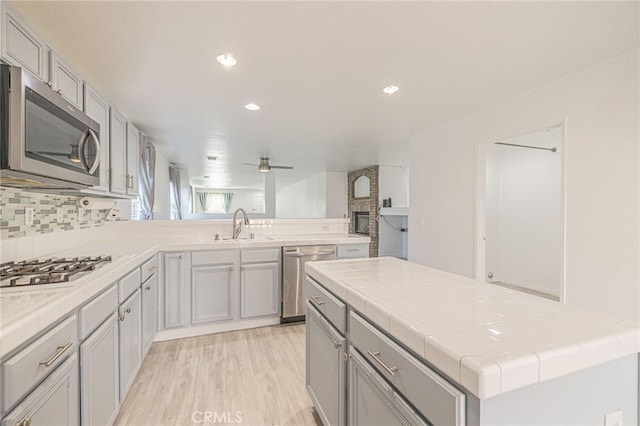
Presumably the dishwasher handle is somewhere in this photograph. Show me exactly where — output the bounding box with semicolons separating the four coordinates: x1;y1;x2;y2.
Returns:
285;250;335;258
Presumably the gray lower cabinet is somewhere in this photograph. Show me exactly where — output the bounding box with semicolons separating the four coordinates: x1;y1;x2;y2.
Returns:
119;289;142;401
163;252;188;329
306;302;346;426
191;264;234;324
141;273;158;356
1;354;78;426
348;349;427;426
240;262;279;318
80;314;119;426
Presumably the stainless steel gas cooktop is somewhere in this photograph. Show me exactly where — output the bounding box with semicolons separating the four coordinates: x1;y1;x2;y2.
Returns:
0;256;112;289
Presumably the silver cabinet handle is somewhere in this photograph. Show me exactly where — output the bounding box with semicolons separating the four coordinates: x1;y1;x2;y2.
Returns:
333;341;342;349
125;307;131;314
240;266;245;271
347;249;359;252
145;285;151;291
229;266;234;271
87;128;101;174
367;351;398;376
178;255;184;260
56;89;63;95
39;342;72;367
118;314;125;322
45;80;52;87
311;296;325;306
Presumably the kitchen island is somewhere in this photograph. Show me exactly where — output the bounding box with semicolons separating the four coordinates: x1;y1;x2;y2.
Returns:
305;257;639;425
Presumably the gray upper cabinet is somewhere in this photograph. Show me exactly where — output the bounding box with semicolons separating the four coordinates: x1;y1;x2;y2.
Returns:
80;314;120;426
306;303;346;426
1;2;49;81
191;265;234;324
119;289;142;401
1;354;79;426
126;124;140;197
84;85;111;192
109;109;128;195
50;52;84;110
240;262;279;318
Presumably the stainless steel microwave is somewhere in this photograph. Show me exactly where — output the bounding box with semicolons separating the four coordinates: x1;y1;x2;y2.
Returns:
0;64;101;189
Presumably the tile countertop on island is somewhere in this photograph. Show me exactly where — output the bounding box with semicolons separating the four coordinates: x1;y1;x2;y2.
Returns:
304;257;640;400
0;234;370;358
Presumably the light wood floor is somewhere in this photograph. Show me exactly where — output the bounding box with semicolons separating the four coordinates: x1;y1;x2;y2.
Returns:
115;324;321;426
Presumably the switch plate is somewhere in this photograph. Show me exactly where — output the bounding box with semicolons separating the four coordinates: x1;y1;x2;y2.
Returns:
605;410;623;426
57;208;64;223
24;207;34;226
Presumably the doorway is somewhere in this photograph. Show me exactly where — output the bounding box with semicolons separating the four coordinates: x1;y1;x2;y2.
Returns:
475;125;565;300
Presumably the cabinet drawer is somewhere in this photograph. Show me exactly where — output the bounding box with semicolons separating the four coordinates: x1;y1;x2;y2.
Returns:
306;277;346;334
192;250;235;266
240;248;279;263
141;256;158;282
79;285;117;340
337;244;369;259
2;315;77;412
118;268;141;302
349;312;465;426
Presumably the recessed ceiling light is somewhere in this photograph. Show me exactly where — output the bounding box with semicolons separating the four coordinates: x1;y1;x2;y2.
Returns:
245;103;260;111
207;156;218;161
216;53;237;67
382;85;399;95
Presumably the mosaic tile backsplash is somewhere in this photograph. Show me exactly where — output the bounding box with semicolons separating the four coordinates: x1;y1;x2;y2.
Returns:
0;187;108;239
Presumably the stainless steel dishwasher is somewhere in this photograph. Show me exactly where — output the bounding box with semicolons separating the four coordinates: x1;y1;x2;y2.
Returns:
282;245;336;322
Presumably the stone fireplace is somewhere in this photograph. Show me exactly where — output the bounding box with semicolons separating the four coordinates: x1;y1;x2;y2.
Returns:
348;165;378;257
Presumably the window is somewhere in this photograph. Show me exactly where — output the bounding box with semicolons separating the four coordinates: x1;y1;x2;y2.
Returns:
196;191;234;213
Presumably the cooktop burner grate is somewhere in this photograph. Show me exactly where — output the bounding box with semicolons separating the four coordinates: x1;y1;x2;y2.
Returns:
0;255;112;288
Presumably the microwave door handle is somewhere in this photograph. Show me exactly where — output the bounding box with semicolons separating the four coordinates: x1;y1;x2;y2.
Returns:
77;130;90;172
87;129;101;175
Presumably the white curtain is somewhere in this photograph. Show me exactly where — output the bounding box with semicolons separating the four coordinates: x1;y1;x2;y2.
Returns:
138;136;156;220
169;166;182;220
197;192;213;212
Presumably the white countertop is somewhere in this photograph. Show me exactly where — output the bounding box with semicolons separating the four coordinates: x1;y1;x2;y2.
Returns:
305;257;640;399
0;234;369;358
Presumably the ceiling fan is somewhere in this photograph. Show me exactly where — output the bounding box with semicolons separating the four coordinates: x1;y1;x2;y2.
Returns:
242;157;294;173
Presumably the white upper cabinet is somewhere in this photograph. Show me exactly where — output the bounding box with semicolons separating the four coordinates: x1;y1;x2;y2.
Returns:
50;52;84;110
84;85;111;192
126;124;140;197
110;110;128;195
1;2;49;81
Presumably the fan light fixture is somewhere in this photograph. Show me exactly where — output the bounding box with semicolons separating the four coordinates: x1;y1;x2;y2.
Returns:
258;158;271;173
216;53;237;67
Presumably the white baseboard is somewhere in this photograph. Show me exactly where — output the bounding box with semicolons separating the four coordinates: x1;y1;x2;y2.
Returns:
154;316;282;342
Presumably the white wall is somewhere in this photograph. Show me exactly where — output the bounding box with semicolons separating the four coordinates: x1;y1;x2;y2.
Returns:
485;128;562;297
276;173;326;218
276;172;348;218
409;49;639;321
326;172;348;218
379;166;410;207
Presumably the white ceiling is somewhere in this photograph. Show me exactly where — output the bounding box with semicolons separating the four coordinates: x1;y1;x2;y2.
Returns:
11;1;639;188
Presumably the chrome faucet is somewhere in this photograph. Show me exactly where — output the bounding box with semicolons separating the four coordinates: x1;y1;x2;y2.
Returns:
232;208;250;239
